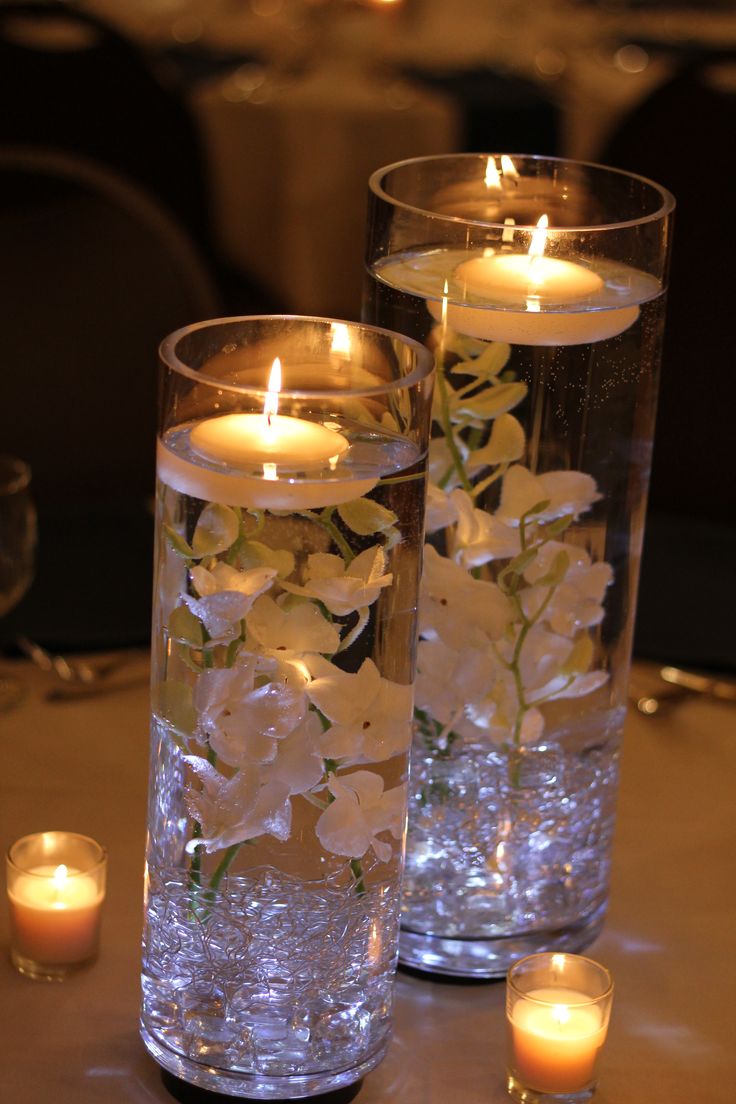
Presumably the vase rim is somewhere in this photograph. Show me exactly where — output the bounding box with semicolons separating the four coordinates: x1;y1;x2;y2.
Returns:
368;152;676;233
159;314;434;400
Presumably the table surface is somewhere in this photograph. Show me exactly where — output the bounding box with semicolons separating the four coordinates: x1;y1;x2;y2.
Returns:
1;654;734;1104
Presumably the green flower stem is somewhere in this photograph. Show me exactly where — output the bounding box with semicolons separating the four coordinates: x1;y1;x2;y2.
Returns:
470;462;508;501
188;826;205;920
436;360;473;494
299;508;355;564
205;843;241;902
350;858;367;896
377;472;426;487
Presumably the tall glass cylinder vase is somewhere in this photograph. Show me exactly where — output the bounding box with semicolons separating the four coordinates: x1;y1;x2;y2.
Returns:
363;154;674;977
140;316;433;1096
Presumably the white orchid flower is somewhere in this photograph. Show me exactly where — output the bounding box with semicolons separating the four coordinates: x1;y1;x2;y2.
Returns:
449;488;520;567
419;544;512;649
305;656;413;762
263;710;325;796
194;656;309;768
315;770;406;862
280;547;392;617
183;756;292;852
183;563;276;643
246;594;341;656
496;465;601;526
415;637;500;729
425;483;459;534
522;541;613;637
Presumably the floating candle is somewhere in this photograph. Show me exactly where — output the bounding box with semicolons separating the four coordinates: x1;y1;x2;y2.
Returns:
162;358;376;510
190;359;349;470
429;215;644;345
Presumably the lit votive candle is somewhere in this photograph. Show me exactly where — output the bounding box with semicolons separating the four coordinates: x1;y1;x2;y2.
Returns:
6;831;107;981
506;953;613;1103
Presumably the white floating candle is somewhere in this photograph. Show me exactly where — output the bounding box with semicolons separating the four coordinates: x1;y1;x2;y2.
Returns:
161;358;376;510
430;215;643;345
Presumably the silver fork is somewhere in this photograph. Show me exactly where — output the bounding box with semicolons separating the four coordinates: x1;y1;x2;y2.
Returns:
16;636;128;685
632;665;736;715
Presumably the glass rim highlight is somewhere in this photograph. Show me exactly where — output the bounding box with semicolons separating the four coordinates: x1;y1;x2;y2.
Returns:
368;152;675;233
159;314;435;401
7;831;108;878
507;952;614;1006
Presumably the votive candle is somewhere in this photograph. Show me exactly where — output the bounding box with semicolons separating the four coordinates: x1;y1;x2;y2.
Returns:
506;953;613;1102
6;831;107;981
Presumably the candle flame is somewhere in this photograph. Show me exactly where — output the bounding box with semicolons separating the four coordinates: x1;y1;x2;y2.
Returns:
330;323;351;357
502;217;516;244
501;155;519;180
484;156;501;189
552;1004;571;1025
264;358;281;426
529;214;549;259
52;864;68;889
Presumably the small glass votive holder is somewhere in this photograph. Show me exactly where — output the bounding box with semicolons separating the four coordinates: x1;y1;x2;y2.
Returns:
506;952;614;1104
6;831;107;981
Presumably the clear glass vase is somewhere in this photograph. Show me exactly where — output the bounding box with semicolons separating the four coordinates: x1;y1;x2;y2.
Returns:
362;154;674;977
140;316;433;1096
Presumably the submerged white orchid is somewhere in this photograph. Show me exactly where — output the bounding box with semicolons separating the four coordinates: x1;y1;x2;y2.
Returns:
315;771;407;863
306;656;413;762
194;657;309;768
159;484;417;880
246;593;341;656
182;563;276;643
420;544;512;649
415;327;613;757
497;465;601;526
280;546;392;616
184;756;292;853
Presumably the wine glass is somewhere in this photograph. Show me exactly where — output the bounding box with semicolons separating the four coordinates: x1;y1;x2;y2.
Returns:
0;456;37;710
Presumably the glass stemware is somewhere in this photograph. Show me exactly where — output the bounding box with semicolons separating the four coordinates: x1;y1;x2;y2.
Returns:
0;456;37;710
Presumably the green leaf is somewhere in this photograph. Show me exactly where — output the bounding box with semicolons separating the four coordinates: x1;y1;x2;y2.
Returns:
544;513;574;537
455;381;527;419
155;680;197;745
168;604;205;647
508;547;538;576
239;539;295;578
468;413;525;466
443;330;488;359
535;550;570;588
450;341;511;380
521;499;551;523
164;524;194;559
192;503;240;558
337;498;397;536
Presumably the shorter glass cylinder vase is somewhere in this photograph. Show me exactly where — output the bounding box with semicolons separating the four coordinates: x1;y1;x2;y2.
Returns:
363;154;674;977
140;316;433;1098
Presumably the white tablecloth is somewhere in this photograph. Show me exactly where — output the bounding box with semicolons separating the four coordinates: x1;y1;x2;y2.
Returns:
1;655;734;1103
191;60;459;318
